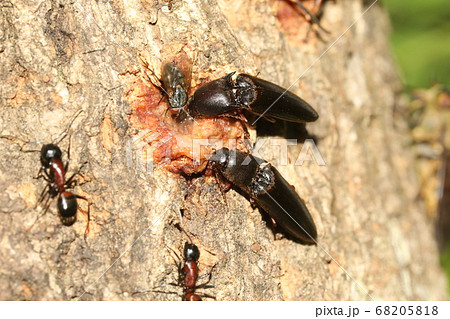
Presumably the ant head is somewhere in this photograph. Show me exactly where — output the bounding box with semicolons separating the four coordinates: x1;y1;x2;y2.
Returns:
184;242;200;262
40;144;62;167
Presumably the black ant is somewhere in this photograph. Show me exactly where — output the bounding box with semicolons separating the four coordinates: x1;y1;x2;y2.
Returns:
134;241;216;301
36;142;89;232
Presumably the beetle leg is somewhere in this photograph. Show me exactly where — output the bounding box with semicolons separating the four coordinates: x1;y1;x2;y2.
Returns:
262;115;277;123
270;217;278;228
237;110;248;123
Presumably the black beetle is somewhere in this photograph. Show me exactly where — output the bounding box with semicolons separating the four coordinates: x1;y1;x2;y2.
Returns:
209;148;317;245
185;72;318;123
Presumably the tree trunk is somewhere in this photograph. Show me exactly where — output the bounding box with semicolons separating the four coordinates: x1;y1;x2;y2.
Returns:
0;0;447;300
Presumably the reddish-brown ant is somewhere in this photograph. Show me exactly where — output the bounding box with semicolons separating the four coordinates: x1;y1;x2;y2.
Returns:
36;142;90;233
177;242;215;301
134;241;215;301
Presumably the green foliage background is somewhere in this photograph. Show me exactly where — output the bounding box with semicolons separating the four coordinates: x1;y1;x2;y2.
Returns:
382;0;450;89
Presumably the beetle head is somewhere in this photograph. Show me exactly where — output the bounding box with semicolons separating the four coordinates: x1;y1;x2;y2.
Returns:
209;148;230;170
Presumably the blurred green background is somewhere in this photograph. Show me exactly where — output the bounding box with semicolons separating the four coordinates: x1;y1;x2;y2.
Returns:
382;0;450;295
382;0;450;89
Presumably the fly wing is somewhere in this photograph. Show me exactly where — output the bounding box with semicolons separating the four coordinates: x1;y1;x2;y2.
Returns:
162;55;193;94
178;58;192;94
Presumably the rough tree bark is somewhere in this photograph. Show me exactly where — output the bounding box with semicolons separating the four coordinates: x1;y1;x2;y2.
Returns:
0;0;447;300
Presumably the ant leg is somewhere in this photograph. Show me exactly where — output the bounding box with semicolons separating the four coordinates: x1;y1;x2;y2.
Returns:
198;263;217;285
76;195;90;236
64;134;73;173
65;172;79;188
53;109;83;145
42;169;52;182
36;184;52;207
35;167;52;183
39;191;53;216
155;245;183;287
65;141;87;189
132;282;181;297
66;166;88;190
167;246;181;262
196;292;216;300
198;274;211;281
29;185;53;231
34;167;44;180
195;284;215;290
166;245;182;274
